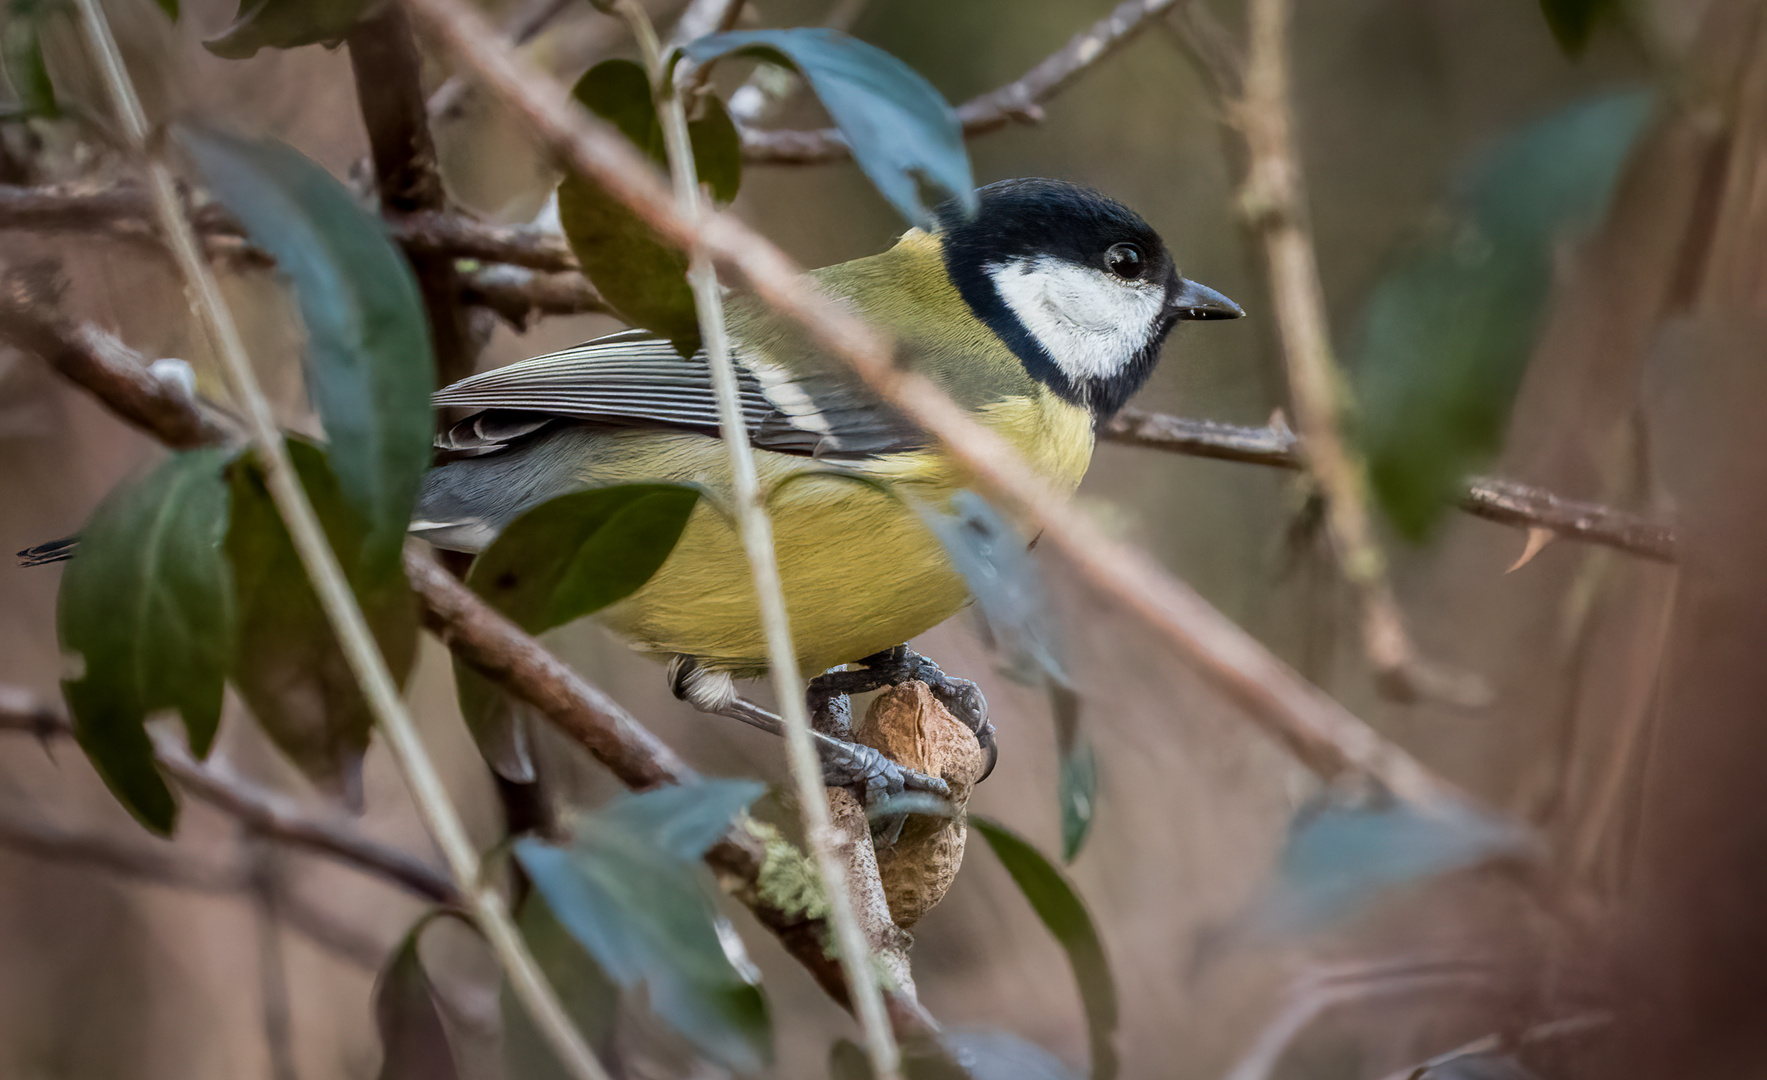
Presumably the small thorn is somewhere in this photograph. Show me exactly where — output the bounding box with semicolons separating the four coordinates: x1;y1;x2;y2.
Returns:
1506;527;1556;574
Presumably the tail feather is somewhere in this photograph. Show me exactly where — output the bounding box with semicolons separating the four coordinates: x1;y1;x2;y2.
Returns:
17;536;78;567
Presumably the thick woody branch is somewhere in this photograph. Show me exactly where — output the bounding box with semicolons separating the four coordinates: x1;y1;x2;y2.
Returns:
0;688;458;904
1101;409;1679;561
740;0;1187;163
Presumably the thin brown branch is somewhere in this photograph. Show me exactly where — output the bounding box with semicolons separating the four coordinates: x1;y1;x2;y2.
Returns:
460;264;611;327
389;208;579;272
0;264;236;448
0;688;458;904
1236;0;1470;704
409;0;1474;808
1101;408;1679;561
738;0;1187;163
348;4;480;385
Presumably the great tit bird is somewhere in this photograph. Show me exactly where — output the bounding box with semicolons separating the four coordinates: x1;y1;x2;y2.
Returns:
415;178;1242;795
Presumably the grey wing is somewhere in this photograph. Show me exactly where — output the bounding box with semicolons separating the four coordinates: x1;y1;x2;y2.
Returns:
432;329;923;461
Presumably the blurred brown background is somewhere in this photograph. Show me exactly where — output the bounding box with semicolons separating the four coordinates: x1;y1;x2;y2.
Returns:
4;0;1749;1076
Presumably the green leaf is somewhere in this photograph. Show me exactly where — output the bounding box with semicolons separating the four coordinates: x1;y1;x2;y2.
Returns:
2;0;58;118
456;483;698;779
683;29;974;227
1354;91;1652;539
203;0;368;59
514;780;770;1072
1262;794;1533;930
558;59;742;355
228;441;419;804
374;927;463;1080
155;0;178;20
502;893;619;1080
972;817;1116;1080
1051;685;1094;863
1538;0;1621;56
57;448;237;835
180;126;434;580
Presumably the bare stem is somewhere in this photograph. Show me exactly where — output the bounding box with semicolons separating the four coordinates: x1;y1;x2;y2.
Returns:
66;4;610;1079
620;2;901;1075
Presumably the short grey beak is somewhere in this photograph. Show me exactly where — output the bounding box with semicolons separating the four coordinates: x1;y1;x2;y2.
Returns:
1167;278;1245;320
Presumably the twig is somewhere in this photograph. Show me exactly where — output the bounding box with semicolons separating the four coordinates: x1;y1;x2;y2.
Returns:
634;1;900;1073
1164;0;1243;100
1100;409;1679;561
0;264;235;448
1236;0;1468;704
1221;955;1493;1080
348;4;479;385
67;4;611;1078
0;689;459;903
1371;1012;1613;1080
401;0;1471;809
427;0;576;123
738;0;1187;163
389;209;578;271
459;264;610;327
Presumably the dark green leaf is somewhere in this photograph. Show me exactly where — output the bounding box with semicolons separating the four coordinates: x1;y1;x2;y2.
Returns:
503;892;619;1080
155;0;179;21
204;0;368;59
1354;91;1652;538
228;441;418;805
180;126;433;580
2;0;58;118
973;817;1116;1080
57;448;237;834
514;780;770;1071
1538;0;1620;56
1263;794;1533;930
375;928;463;1080
458;483;698;780
683;29;974;227
558;59;743;354
467;483;701;635
1051;684;1094;863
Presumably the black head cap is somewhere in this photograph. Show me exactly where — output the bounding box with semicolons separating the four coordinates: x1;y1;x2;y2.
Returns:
935;178;1242;417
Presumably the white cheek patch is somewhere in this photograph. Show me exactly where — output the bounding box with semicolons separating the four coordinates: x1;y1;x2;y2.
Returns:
986;255;1166;382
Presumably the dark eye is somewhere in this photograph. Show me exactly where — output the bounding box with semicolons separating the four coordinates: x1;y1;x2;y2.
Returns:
1106;243;1144;280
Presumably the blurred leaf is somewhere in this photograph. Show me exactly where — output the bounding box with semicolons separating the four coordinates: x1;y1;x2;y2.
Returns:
502;892;619;1080
1;0;58;118
57;448;237;835
1420;1053;1541;1080
1263;793;1533;930
180;126;433;579
919;490;1064;686
1052;684;1094;863
1354;91;1652;539
228;441;418;805
156;0;178;20
558;59;742;355
1538;0;1621;56
514;780;770;1071
972;817;1116;1080
204;0;368;59
458;483;698;779
375;928;463;1080
833;1030;1081;1080
683;29;975;227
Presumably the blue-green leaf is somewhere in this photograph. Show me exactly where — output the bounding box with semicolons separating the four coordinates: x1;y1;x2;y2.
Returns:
58;448;237;835
973;817;1116;1080
683;28;974;226
832;1030;1081;1080
1354;91;1652;539
180;126;434;581
515;780;770;1072
456;483;699;780
374;927;463;1080
204;0;368;59
2;0;58;118
558;59;742;354
1051;685;1094;863
228;440;418;805
1262;794;1533;930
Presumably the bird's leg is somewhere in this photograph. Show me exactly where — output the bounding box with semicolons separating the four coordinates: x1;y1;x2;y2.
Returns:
667;656;950;802
806;645;997;780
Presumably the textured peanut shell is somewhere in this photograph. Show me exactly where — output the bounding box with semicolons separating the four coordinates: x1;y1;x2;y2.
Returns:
855;681;988;927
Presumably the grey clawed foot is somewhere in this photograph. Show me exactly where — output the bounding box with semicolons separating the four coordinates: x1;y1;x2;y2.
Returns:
811;645;999;782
